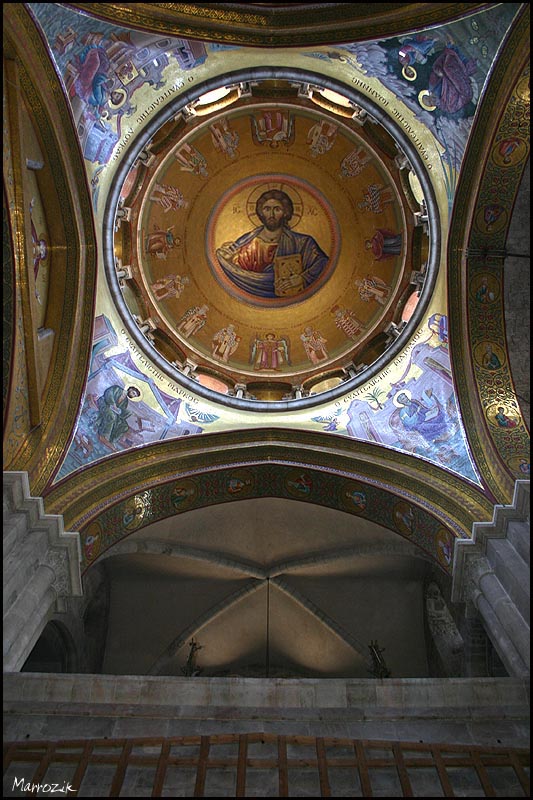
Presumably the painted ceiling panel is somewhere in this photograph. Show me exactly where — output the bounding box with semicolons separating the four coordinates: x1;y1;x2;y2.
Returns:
24;2;523;489
5;3;528;681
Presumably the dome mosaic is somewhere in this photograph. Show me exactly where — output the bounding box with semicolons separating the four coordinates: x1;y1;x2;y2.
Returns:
110;76;435;405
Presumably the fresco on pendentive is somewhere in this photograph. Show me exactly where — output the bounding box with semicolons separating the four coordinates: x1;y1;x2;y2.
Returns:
53;316;214;482
345;313;480;484
304;4;522;205
27;3;208;206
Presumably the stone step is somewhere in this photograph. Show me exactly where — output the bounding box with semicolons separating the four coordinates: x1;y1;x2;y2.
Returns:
507;518;530;566
487;536;530;625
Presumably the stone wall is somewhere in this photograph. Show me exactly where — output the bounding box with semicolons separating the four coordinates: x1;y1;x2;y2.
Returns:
4;672;529;749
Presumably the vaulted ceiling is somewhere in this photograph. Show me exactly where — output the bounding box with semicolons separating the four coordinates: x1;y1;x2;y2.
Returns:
3;3;529;678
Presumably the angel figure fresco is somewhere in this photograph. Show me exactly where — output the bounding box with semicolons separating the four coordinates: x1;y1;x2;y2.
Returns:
331;305;364;340
306;119;338;157
482;204;505;232
149;182;188;212
171;484;196;510
209;119;240;159
301;326;328;364
122;499;146;531
122;493;150;532
393;502;416;535
250;109;295;148
358;184;395;214
250;332;290;370
340;146;372;178
211;324;241;362
365;229;403;261
177;304;209;338
29;198;48;280
145;225;180;260
84;531;101;562
150;274;189;301
173;142;208;177
355;275;392;305
437;530;453;567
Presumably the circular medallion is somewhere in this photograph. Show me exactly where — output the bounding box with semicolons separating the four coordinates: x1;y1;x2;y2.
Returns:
491;137;528;168
83;520;103;562
475;204;508;234
225;469;255;496
341;481;367;513
507;455;530;476
285;469;314;498
171;478;199;511
473;341;505;371
515;75;530;102
470;273;500;305
392;501;416;536
436;527;454;568
486;402;521;430
122;494;148;531
207;174;339;307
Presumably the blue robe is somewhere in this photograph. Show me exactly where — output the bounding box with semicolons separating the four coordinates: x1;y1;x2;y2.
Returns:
216;225;328;298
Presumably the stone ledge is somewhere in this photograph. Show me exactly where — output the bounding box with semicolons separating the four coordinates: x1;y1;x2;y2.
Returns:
3;673;530;712
3;700;530;723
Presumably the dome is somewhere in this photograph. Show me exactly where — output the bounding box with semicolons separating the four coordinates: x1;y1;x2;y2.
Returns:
110;75;435;405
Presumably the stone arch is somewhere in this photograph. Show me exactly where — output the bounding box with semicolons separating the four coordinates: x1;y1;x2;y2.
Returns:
21;619;78;674
3;8;98;496
43;430;493;575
